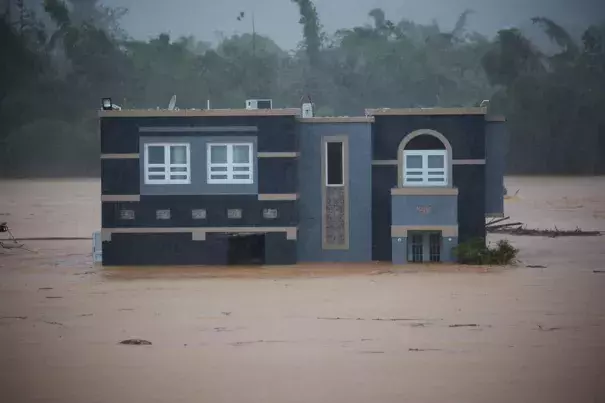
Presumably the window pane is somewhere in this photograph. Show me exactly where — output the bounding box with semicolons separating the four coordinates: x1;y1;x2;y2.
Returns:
233;174;250;180
326;142;344;185
170;145;187;164
119;209;135;220
210;145;227;163
210;166;228;172
149;167;165;172
192;209;206;219
406;155;422;169
428;155;444;169
227;209;242;219
233;145;250;163
263;208;278;219
428;177;446;182
147;146;165;164
406;177;423;182
170;175;188;180
156;209;171;220
148;174;165;180
210;174;228;180
233;166;249;172
407;171;423;175
170;167;187;172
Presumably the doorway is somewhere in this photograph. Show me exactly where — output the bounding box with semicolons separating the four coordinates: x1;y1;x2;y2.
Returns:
407;231;442;263
227;233;265;265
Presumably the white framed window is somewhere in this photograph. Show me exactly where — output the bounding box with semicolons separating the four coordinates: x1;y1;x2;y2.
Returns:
144;143;191;185
207;143;253;184
403;150;448;186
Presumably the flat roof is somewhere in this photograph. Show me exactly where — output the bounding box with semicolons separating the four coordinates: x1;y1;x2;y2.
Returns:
297;117;374;123
365;107;488;116
98;108;301;117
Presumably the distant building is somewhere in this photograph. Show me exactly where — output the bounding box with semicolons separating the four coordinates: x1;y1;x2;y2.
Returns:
99;103;507;265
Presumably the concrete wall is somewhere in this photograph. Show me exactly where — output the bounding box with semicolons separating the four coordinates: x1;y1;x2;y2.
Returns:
297;122;372;262
139;136;258;195
485;121;508;216
391;194;458;226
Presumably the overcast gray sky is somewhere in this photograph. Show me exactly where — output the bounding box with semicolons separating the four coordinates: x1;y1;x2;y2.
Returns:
102;0;604;48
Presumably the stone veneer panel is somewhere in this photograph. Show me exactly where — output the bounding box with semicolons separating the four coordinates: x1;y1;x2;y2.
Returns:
324;186;346;246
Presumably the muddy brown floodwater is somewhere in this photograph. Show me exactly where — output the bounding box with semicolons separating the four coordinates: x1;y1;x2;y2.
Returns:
1;177;605;403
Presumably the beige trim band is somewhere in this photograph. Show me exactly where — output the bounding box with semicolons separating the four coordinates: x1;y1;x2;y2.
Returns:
321;135;350;250
372;159;485;166
391;187;459;196
99;108;300;118
102;226;298;242
139;126;258;133
297;117;374;123
366;107;487;116
486;115;506;122
452;159;485;165
257;152;300;158
101;153;140;159
391;225;458;238
258;194;299;201
101;195;141;202
372;160;398;166
486;212;505;218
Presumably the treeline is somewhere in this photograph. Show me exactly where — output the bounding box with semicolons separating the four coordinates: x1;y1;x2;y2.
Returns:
1;0;604;176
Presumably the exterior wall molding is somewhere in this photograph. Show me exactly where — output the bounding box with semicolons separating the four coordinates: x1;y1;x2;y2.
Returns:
373;159;485;166
452;159;485;165
139;126;258;133
101;153;140;159
297;117;374;123
101;195;140;202
257;193;299;201
321;135;350;250
391;225;458;238
102;226;298;242
257;152;299;158
391;187;459;196
366;107;487;116
99;108;301;117
397;129;454;188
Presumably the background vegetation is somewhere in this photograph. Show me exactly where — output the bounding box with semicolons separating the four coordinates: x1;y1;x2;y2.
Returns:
1;0;604;176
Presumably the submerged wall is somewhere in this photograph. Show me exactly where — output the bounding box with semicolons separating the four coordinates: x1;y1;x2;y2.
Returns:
297;119;373;262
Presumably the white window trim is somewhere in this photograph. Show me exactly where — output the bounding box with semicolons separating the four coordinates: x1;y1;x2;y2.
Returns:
144;143;191;185
207;143;254;185
402;149;448;187
325;141;345;187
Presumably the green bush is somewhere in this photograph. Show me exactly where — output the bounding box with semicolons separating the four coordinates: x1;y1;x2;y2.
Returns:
453;238;519;265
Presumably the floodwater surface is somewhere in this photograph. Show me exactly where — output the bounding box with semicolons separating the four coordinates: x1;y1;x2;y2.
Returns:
0;177;604;403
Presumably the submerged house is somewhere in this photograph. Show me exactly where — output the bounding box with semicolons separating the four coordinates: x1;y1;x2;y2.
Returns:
99;101;507;266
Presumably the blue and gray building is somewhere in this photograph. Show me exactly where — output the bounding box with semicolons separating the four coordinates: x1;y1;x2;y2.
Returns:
99;102;507;266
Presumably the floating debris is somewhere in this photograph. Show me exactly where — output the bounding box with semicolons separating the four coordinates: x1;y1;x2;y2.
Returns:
486;217;601;237
119;339;152;345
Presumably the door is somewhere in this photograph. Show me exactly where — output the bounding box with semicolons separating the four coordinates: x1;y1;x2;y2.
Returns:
407;232;424;262
407;231;442;263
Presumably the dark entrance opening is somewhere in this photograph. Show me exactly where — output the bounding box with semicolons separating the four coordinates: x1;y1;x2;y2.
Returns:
227;234;265;265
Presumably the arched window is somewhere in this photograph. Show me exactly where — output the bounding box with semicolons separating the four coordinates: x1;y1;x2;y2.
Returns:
397;129;452;187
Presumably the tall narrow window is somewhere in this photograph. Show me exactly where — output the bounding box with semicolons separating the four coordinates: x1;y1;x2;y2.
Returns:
207;143;253;184
144;143;191;185
325;142;344;186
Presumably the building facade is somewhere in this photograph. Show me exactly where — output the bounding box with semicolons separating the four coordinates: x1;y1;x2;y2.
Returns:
99;106;507;266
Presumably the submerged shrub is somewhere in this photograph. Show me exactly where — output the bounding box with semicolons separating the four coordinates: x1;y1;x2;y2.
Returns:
453;238;519;265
